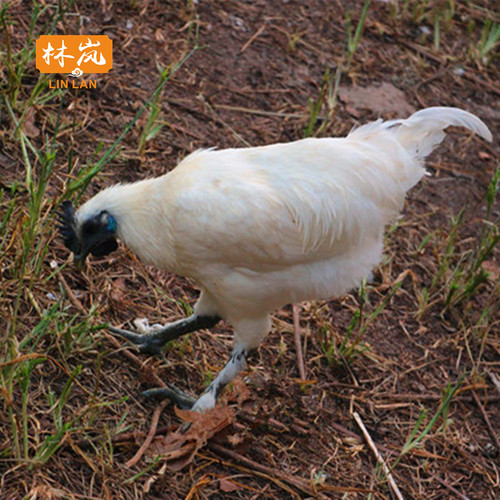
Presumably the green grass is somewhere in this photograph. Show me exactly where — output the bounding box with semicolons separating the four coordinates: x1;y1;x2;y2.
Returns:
304;0;371;137
391;374;465;470
417;168;500;320
0;0;200;471
474;19;500;67
0;0;77;108
318;279;403;366
345;0;372;68
138;63;169;156
1;1;498;496
395;1;499;67
304;67;338;138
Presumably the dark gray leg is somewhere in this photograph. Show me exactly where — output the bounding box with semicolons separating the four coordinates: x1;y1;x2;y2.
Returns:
141;346;250;424
191;346;250;411
141;385;195;410
109;314;221;355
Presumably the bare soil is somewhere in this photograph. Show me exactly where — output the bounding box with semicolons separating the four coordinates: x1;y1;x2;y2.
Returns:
1;0;499;498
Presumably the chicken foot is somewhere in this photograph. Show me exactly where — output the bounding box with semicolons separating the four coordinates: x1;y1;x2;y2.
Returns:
108;314;221;355
141;346;251;429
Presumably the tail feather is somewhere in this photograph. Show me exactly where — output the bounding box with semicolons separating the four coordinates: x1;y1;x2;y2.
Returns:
347;106;492;194
384;106;492;158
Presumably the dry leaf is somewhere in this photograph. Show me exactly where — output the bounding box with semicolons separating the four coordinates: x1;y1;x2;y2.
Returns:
478;151;491;160
147;405;235;471
21;108;40;138
219;477;241;493
345;104;361;118
227;433;245;446
231;377;252;404
339;82;415;116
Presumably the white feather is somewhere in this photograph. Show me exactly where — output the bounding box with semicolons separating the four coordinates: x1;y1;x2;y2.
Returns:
77;107;491;348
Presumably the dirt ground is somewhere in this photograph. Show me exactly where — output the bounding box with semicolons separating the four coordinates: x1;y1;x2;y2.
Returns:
1;0;499;498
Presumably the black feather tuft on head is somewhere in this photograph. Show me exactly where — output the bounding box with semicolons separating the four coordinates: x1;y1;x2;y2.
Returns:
57;200;81;254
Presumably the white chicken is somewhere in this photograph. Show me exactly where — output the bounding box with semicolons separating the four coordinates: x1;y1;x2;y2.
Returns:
59;107;492;412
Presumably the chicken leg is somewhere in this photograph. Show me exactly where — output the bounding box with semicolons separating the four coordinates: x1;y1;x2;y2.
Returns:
110;313;222;411
142;345;250;413
108;314;221;355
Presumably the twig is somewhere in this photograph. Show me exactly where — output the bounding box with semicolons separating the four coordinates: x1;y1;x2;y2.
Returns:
59;274;166;385
104;333;168;389
59;272;86;314
125;401;167;468
240;24;266;53
210;443;311;497
209;443;372;496
319;384;500;402
292;304;306;380
487;371;500;396
461;71;500;98
327;414;448;461
353;412;404;500
330;421;363;443
415;63;448;91
212;103;304;119
472;390;499;451
396;38;500;97
433;475;470;500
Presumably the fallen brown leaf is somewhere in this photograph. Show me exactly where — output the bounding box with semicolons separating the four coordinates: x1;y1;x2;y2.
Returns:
230;376;252;405
227;432;245;446
21;108;40;138
339;82;416;116
219;477;241;493
147;405;235;471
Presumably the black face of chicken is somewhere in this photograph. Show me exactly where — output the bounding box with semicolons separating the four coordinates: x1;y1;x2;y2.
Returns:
58;200;118;268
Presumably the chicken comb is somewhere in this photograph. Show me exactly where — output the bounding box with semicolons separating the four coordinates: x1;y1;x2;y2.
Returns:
57;200;81;254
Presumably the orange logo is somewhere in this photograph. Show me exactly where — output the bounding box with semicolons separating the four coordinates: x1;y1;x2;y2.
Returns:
36;35;112;77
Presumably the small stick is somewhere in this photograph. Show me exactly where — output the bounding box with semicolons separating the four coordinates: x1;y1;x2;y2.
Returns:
240;24;266;53
472;389;499;451
292;304;306;380
125;401;167;468
59;273;86;314
433;476;470;500
353;411;404;500
487;371;500;396
209;443;372;496
212;103;304;119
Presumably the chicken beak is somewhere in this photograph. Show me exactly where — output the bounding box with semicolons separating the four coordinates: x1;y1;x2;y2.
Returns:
73;252;88;271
